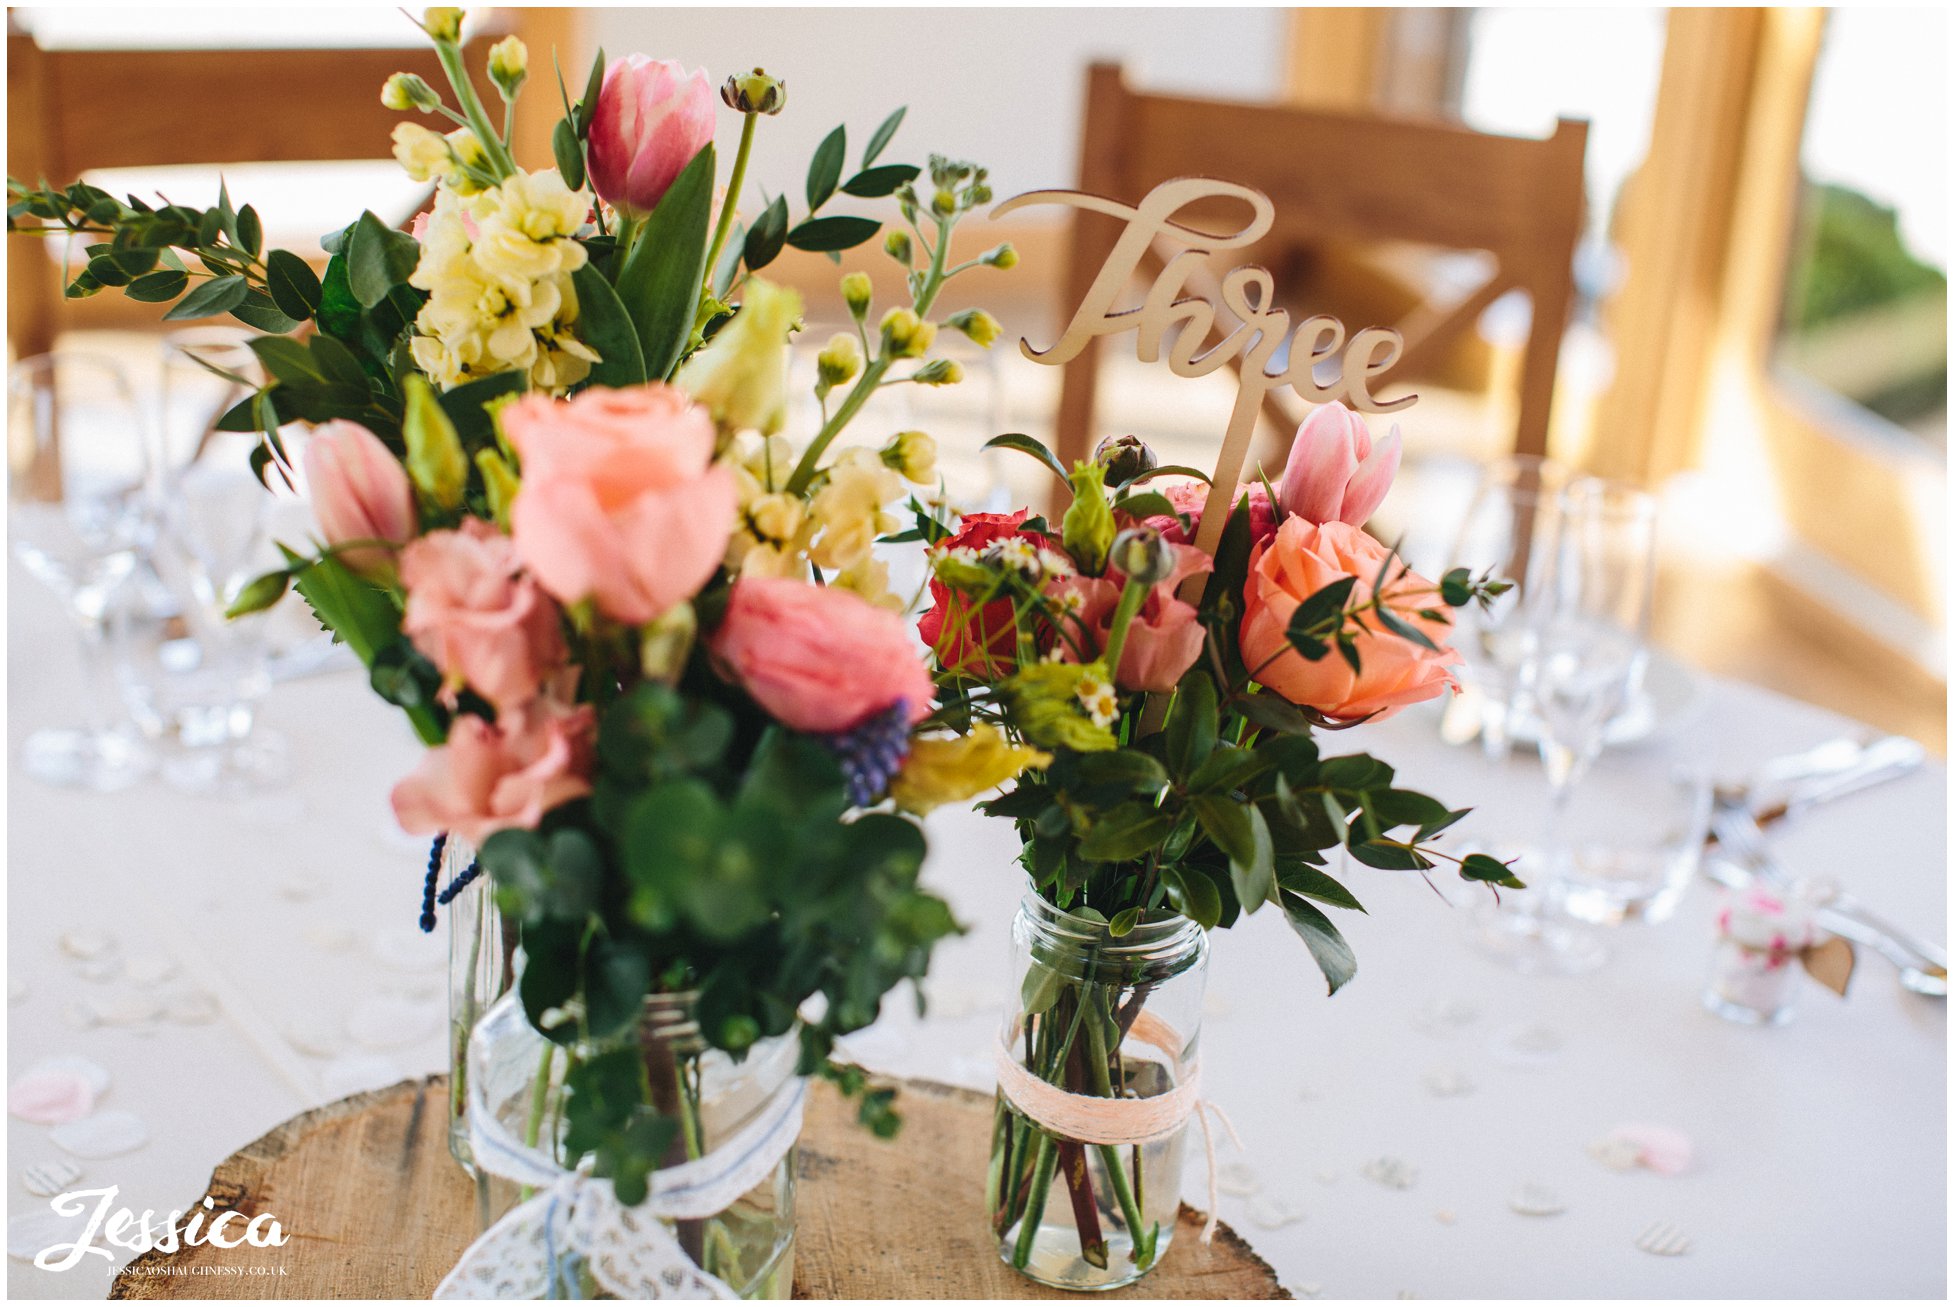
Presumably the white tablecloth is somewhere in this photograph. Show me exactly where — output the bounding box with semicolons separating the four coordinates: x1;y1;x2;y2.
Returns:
8;566;1945;1299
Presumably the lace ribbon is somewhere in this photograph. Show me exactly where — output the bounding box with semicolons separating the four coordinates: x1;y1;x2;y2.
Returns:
435;996;806;1300
993;1009;1241;1243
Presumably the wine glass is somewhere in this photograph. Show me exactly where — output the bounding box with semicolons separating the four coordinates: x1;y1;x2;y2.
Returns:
1475;476;1659;974
8;352;157;790
111;330;286;795
1439;454;1571;758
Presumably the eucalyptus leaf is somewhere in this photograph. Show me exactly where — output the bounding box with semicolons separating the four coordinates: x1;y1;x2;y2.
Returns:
807;125;846;210
1279;891;1357;995
862;106;905;167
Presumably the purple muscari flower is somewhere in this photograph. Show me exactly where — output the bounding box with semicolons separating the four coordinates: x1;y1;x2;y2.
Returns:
819;699;913;807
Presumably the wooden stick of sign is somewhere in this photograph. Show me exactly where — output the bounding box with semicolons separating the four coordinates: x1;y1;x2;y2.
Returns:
994;177;1418;603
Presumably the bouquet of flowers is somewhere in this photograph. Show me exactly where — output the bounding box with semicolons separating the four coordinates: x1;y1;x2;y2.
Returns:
912;405;1518;1285
10;9;1021;1291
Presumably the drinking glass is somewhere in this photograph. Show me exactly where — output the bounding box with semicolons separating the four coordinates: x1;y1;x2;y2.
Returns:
111;331;285;795
1475;476;1659;973
1439;454;1571;758
8;353;156;790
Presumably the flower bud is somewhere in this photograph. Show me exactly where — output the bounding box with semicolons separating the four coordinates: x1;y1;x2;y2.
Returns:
1093;433;1157;485
816;332;862;390
391;121;452;183
945;308;1001;349
675;278;802;436
931;188;957;217
421;7;464;43
879;307;936;359
403;376;468;511
443;128;489;194
1111;527;1175;588
589;56;715;217
639;600;697;686
487;36;528;101
982;243;1019;270
883;230;912;265
840;271;873;321
1062;461;1115;576
912;358;964;387
748;492;804;543
382;72;442;113
720;68;787;115
475;447;520;527
882;430;937;484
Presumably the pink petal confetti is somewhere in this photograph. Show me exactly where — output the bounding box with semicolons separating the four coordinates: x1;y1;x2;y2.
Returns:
1591;1122;1694;1176
8;1071;97;1125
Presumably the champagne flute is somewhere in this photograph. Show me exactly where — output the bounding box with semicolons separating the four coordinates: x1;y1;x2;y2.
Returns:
1475;476;1659;974
1440;454;1571;758
8;352;156;790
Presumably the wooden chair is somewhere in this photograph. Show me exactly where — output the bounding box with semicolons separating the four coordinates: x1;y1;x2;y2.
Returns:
1051;62;1588;487
6;10;574;360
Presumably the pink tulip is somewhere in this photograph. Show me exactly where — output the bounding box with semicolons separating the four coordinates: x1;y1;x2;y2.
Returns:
505;385;738;626
303;420;417;577
390;697;596;847
1239;517;1457;721
400;519;569;712
586;55;716;216
1278;402;1401;527
711;576;935;734
1046;544;1212;693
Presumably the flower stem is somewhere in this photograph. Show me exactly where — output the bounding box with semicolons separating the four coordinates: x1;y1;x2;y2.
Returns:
702;113;759;295
435;39;519;180
1099;575;1149;679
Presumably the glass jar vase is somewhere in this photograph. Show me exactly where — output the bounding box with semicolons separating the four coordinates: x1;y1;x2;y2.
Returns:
989;894;1209;1291
451;992;800;1299
443;836;517;1171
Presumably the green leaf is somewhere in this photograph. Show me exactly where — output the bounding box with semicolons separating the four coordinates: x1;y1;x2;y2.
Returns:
742;195;789;272
1164;671;1219;776
229;289;303;335
1160;866;1222;930
1108;907;1143;938
862;106;905;167
1440;567;1473;608
161;274;248;321
223;569;289;618
1068;749;1169;794
1020;959;1064;1017
1366;788;1452;832
785;215;881;253
124;269;188;303
236;203;262;257
1235;693;1315;735
1192;795;1272;911
1319;753;1393;791
265;249;322;320
575;48;607;134
437;370;527;448
613;144;715;380
841;163;919;198
569;262;648;387
1278;891;1357;995
981;432;1068;483
1286;575;1356;657
552;116;586;190
1461;852;1526;889
345;210;421;309
1276;861;1365;913
1077;803;1178;862
1377;604;1443;653
282;547;399;667
807;124;846;210
316;254;361;340
1111;490;1179;521
1349;840;1431;871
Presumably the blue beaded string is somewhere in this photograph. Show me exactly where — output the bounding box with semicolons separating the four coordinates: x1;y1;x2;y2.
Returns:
419;831;483;932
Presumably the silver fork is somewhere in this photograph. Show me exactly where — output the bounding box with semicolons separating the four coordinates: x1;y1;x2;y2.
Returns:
1708;802;1947;998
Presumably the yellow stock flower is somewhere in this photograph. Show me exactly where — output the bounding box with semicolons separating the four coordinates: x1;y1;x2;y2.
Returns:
676;278;801;436
890;726;1052;816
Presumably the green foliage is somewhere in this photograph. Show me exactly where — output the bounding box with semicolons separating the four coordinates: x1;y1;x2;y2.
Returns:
614;144;716;380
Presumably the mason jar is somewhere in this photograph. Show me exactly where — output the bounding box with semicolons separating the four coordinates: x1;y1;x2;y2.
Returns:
988;894;1209;1291
458;992;799;1299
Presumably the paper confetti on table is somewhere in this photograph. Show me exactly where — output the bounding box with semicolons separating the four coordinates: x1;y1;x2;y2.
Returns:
1635;1219;1692;1256
1590;1123;1694;1176
1508;1182;1567;1216
19;1158;82;1197
1248;1195;1306;1229
1361;1156;1418;1190
50;1109;149;1158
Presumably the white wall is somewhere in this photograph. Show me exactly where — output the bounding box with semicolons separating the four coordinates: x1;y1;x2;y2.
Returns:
585;7;1288;201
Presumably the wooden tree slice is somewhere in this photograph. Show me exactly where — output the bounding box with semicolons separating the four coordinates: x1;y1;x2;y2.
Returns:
109;1075;1286;1300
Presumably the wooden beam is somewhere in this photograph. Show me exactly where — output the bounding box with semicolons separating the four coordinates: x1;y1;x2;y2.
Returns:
1284;9;1390;110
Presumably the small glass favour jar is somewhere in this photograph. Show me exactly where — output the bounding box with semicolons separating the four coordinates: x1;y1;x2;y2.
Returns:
989;894;1209;1291
1703;886;1814;1026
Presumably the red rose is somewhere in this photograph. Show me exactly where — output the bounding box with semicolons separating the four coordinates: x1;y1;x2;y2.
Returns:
917;509;1048;677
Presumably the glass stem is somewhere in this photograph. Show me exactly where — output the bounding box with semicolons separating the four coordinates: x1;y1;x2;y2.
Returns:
71;606;114;735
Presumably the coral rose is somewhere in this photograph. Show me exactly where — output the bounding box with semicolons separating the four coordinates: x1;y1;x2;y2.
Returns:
400;519;567;711
505;384;738;625
916;510;1049;677
1239;517;1458;721
390;698;596;846
303;420;417;577
1278;401;1401;527
712;576;935;734
1047;544;1212;693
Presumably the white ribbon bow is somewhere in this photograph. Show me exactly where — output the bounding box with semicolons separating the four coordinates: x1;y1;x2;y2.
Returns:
435;996;805;1301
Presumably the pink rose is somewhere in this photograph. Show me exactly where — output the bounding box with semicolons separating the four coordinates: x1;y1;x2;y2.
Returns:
711;576;935;734
1278;402;1401;527
400;519;568;711
1150;479;1279;548
303;420;416;577
586;55;716;217
391;698;596;847
1239;517;1458;721
1047;543;1211;692
505;384;738;626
